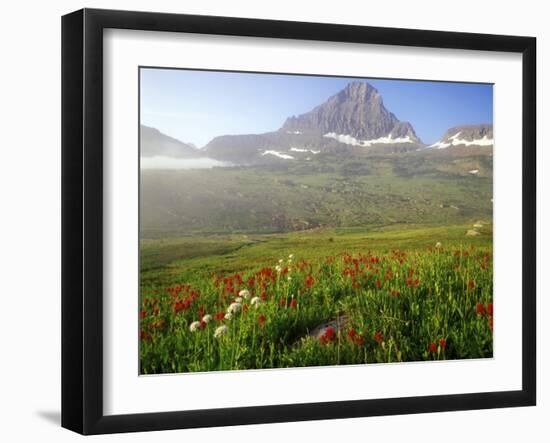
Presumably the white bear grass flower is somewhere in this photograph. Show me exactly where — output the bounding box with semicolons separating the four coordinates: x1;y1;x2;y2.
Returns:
227;302;242;314
288;254;294;259
250;296;261;306
275;265;282;273
224;312;233;321
238;289;250;299
189;321;201;332
234;297;243;303
202;314;212;324
214;325;229;338
435;242;442;249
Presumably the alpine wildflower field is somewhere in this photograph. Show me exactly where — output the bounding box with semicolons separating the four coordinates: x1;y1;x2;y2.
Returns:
139;226;493;374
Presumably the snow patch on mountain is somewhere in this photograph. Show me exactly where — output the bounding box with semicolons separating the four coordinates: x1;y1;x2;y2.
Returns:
261;150;294;160
290;147;320;154
323;132;415;147
429;132;494;149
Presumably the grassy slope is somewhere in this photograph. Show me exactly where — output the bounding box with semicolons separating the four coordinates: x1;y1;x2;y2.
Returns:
141;223;492;287
140;152;493;237
139;224;493;373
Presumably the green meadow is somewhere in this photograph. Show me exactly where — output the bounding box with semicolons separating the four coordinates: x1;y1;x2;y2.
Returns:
139;147;494;373
140;221;493;373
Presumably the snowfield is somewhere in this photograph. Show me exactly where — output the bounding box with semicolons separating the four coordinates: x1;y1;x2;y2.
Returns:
261;150;295;160
429;132;494;149
324;132;415;147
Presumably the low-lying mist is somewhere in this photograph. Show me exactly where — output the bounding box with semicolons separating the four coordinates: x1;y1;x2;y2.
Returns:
141;156;231;170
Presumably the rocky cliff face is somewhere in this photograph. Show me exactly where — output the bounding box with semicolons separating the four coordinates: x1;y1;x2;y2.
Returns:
280;82;420;142
389;121;418;139
441;124;493;141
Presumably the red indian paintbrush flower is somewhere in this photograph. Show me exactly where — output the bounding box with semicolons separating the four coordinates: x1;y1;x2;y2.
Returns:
468;280;476;289
439;338;447;349
174;298;191;313
140;329;151;341
234;273;243;286
486;303;493;316
305;275;315;288
428;342;437;353
374;331;383;344
151;319;165;330
476;303;485;316
290;299;297;309
257;314;266;328
319;326;335;345
347;328;357;341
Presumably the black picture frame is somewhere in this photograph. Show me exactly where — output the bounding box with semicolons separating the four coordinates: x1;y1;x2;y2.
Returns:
61;8;536;435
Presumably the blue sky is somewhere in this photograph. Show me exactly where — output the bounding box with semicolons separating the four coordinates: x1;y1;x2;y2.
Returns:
140;68;493;147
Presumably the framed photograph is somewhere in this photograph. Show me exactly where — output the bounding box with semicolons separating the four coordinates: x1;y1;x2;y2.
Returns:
61;8;536;434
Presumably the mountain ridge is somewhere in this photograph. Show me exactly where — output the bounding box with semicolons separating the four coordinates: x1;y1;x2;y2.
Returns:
203;81;424;163
428;124;493;149
141;82;493;165
140;125;200;158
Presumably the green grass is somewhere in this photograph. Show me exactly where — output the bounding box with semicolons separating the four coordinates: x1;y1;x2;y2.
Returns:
139;151;494;373
140;157;492;238
139;223;493;373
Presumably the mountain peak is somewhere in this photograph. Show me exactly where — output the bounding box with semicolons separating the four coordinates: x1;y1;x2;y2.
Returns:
280;81;419;143
204;81;424;164
340;81;379;99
